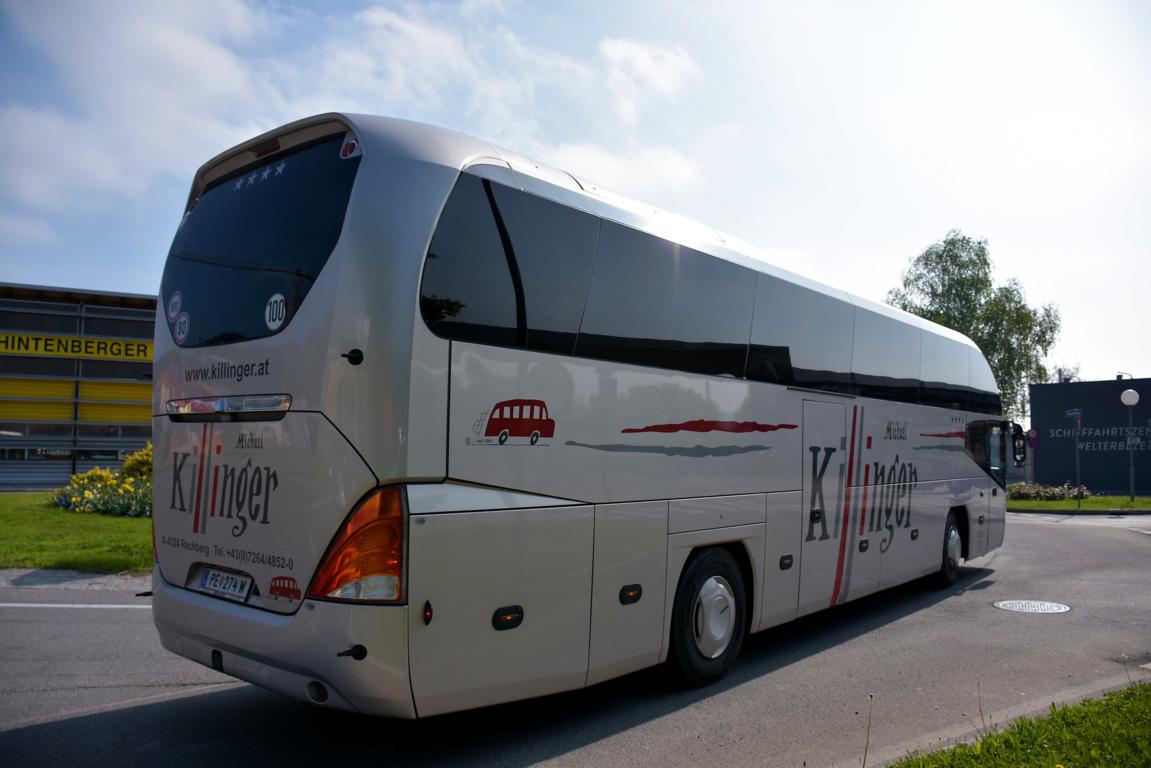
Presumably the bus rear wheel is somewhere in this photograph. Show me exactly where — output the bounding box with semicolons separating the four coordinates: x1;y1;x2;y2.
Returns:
530;431;540;445
935;512;962;588
670;548;746;687
498;429;509;445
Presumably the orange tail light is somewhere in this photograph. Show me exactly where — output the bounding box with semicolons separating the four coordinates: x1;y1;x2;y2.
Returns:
307;487;405;603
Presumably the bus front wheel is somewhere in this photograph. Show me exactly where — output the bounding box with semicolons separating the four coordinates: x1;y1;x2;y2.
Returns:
670;548;746;687
935;512;962;588
530;431;540;445
498;429;509;445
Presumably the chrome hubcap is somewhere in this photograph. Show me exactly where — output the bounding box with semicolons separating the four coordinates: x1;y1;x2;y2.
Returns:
945;525;961;571
692;575;735;659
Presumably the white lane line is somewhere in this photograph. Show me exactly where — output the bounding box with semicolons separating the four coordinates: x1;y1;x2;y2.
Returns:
0;603;150;609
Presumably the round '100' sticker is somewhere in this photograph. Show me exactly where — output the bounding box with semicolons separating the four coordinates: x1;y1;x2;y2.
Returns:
166;291;182;322
265;293;286;331
173;312;190;345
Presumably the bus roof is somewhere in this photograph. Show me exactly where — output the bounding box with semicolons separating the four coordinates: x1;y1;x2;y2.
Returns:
193;112;981;358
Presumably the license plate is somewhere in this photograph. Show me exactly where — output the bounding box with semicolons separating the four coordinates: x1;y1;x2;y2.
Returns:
199;567;252;601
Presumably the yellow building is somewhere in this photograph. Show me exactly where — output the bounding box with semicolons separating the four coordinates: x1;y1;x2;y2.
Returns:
0;283;155;487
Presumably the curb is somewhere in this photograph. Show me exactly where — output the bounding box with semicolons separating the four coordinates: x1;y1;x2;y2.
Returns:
0;568;151;592
842;670;1151;768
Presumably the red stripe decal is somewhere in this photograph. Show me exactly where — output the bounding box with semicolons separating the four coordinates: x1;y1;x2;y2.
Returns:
209;465;219;519
830;406;858;607
920;431;964;439
202;426;213;533
859;463;870;536
622;420;798;434
192;424;208;534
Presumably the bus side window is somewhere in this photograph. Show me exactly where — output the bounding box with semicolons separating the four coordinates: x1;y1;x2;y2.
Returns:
420;173;599;355
989;424;1006;484
966;420;1006;485
966;422;988;466
989;424;1004;473
577;221;756;378
747;274;853;391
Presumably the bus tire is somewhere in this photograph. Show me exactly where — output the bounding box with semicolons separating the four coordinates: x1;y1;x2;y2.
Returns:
530;431;540;445
935;511;962;588
670;547;746;687
498;429;509;445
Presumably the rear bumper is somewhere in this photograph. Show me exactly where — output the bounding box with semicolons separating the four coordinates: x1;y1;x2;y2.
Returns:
152;566;416;718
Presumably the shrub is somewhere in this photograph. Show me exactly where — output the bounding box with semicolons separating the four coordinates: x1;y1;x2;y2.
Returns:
120;442;152;480
53;444;153;517
1007;482;1091;501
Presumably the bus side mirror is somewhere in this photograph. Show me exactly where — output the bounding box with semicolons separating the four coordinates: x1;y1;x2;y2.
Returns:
1011;424;1026;467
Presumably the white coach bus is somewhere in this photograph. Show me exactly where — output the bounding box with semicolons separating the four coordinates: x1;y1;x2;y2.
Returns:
151;114;1024;718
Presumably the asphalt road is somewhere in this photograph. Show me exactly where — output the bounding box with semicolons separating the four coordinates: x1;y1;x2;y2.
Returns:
2;512;1149;767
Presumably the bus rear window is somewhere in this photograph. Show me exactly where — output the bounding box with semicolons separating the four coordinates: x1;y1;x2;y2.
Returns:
160;134;361;348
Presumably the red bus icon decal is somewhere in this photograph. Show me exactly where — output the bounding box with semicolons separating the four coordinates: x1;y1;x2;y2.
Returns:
484;399;555;445
269;576;301;602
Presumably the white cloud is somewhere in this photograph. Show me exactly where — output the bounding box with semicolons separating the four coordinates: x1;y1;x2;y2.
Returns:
0;0;702;226
599;38;698;123
0;210;58;244
0;0;273;210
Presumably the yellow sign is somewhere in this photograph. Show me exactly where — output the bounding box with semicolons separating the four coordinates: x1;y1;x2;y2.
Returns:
0;332;153;361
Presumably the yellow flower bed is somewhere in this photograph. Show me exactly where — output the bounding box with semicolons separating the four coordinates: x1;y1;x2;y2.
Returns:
53;443;153;517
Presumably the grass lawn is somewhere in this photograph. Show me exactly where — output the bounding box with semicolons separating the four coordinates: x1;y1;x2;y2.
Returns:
0;491;152;573
891;682;1151;767
1008;495;1151;511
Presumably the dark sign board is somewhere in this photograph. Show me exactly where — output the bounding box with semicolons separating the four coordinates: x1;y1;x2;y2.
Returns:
1030;378;1150;494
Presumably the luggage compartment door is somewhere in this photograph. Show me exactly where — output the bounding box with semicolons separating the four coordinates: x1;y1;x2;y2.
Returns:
407;505;593;717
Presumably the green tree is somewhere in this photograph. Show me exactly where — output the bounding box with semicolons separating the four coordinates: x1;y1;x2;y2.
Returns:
887;230;1060;419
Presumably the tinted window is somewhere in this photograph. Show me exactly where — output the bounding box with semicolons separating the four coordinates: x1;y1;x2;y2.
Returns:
82;317;152;339
748;275;854;391
0;310;78;333
79;360;152;380
82;307;155;320
852;306;921;402
28;423;74;436
576;222;754;377
420;173;599;354
0;355;77;377
160;133;361;348
966;419;1005;484
919;332;969;410
968;348;1002;415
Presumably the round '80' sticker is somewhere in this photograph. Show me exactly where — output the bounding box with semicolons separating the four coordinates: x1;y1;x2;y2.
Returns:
166;291;182;322
265;293;287;331
173;311;191;345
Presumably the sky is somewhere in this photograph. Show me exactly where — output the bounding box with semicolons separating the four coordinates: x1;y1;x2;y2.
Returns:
1;0;1148;385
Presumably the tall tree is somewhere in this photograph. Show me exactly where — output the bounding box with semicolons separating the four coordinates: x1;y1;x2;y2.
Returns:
887;230;1060;419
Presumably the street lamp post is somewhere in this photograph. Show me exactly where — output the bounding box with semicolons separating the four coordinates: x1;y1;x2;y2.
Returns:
1121;389;1140;503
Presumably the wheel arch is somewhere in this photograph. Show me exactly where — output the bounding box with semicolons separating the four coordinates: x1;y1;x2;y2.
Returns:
660;523;765;663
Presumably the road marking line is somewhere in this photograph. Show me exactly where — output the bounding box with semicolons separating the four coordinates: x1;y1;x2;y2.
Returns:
0;603;150;609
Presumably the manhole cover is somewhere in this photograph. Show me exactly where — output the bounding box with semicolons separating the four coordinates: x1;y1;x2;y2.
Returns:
993;600;1070;614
